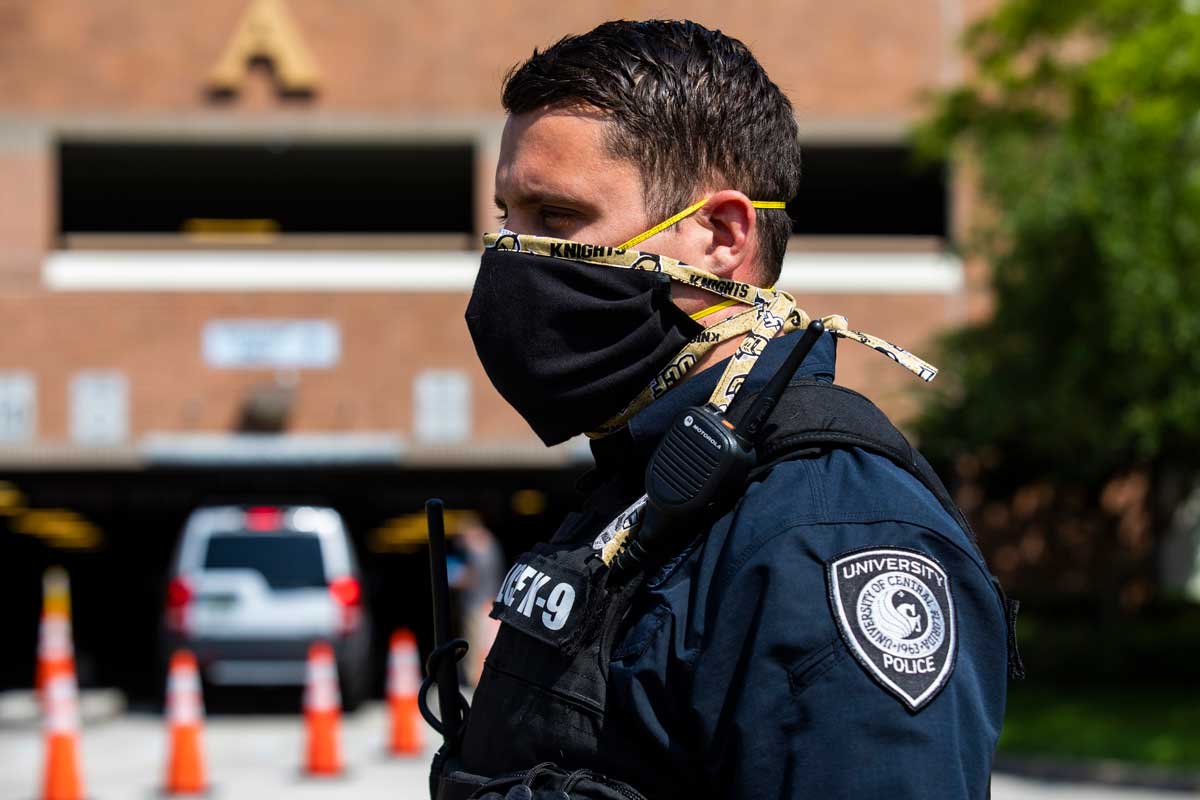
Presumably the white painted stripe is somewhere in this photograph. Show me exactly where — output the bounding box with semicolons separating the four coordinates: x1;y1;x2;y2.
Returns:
44;250;482;292
140;432;407;466
44;249;963;294
777;251;963;294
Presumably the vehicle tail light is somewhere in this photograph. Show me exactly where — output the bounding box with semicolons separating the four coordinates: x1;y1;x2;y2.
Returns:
330;576;362;634
165;576;193;634
330;576;361;606
167;576;193;607
244;506;283;532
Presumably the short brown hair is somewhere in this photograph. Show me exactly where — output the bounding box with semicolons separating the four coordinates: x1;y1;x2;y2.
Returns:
502;19;801;282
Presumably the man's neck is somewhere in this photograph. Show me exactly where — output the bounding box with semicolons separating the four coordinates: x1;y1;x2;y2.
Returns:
677;303;747;386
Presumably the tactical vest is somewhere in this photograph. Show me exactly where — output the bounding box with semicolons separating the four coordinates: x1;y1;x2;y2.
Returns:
430;379;1023;800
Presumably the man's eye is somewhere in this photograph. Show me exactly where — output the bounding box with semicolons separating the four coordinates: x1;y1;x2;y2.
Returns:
540;207;576;228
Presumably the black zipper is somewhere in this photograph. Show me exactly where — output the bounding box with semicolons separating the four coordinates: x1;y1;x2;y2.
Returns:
474;765;650;800
560;768;651;800
476;762;557;792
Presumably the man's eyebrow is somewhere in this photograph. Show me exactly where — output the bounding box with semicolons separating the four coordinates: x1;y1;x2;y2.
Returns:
495;189;589;209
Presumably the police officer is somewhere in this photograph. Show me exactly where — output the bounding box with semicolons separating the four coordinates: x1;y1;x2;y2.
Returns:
447;19;1015;800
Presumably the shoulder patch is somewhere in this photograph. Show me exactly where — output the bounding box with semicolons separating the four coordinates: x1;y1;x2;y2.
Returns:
489;541;607;655
826;547;956;711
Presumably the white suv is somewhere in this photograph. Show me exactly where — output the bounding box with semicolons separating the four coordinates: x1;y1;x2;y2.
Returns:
162;504;371;709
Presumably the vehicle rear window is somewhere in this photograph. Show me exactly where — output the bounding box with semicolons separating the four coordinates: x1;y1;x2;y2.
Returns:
203;534;326;589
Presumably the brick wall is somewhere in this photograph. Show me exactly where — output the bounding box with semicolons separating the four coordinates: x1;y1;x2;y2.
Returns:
0;1;963;116
0;0;994;458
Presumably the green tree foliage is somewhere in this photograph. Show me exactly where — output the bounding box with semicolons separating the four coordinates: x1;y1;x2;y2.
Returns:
917;0;1200;488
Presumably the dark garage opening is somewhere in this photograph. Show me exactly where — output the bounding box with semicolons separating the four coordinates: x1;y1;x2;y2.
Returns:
58;141;476;236
789;146;947;237
0;465;585;702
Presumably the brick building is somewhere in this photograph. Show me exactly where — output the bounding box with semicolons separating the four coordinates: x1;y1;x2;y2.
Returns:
0;0;995;689
0;0;993;464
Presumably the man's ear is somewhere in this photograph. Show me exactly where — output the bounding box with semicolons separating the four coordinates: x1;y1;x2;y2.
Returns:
697;190;756;278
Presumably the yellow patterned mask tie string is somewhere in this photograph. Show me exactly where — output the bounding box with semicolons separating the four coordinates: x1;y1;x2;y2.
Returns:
619;196;785;322
689;283;776;322
479;232;939;444
688;299;738;321
617;198;788;251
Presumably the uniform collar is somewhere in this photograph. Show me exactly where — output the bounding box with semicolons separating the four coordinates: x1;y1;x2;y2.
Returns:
587;331;837;479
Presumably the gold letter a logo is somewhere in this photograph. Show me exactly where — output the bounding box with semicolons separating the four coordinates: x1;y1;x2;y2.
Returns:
208;0;320;95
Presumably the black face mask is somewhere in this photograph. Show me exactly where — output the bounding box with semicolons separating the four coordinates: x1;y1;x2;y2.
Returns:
466;247;702;446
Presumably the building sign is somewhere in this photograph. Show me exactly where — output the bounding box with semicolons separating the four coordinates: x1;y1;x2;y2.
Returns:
414;370;471;444
203;319;340;369
70;371;129;445
208;0;320;95
0;372;36;443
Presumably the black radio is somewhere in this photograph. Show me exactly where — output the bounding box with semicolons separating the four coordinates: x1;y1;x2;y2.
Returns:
613;319;826;574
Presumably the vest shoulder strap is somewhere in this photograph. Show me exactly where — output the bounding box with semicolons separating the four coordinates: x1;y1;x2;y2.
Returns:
729;378;980;551
735;378;1024;679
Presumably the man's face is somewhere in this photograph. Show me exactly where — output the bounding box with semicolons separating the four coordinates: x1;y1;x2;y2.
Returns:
494;106;652;247
493;105;752;322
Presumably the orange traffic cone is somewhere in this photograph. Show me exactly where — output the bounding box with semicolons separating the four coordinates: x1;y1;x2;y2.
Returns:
41;661;84;800
36;567;74;695
386;629;423;755
164;650;207;795
303;642;342;775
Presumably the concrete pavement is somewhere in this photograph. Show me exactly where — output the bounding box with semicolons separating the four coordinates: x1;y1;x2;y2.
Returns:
1;697;432;799
0;692;1189;799
992;774;1191;800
